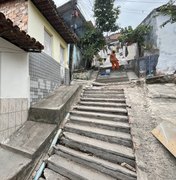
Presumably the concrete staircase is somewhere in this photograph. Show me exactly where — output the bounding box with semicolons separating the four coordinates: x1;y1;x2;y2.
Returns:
96;70;129;83
43;86;137;180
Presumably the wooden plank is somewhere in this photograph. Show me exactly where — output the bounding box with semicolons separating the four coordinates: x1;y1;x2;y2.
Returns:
152;121;176;157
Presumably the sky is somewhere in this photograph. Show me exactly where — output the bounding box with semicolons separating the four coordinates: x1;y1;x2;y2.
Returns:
54;0;171;28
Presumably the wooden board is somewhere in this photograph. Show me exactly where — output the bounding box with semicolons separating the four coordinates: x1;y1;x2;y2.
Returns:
152;121;176;157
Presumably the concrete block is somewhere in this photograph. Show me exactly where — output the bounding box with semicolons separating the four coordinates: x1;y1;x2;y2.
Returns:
29;85;82;124
1;121;57;159
0;148;31;180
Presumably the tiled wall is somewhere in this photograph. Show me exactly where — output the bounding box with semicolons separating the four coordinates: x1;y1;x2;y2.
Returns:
0;0;28;32
29;52;62;105
65;68;70;85
0;98;28;142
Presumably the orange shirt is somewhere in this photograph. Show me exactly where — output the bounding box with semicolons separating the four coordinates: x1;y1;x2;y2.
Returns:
110;53;118;62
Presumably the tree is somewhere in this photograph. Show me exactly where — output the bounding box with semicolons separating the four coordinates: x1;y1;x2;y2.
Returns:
94;0;120;33
158;0;176;27
118;25;151;56
79;23;106;69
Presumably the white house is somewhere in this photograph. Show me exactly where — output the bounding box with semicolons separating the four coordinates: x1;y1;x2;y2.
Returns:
141;6;176;75
0;12;43;142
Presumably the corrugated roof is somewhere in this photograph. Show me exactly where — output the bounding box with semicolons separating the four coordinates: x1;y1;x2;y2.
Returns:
0;12;44;52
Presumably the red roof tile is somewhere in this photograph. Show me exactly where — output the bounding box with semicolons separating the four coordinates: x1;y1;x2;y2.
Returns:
0;12;44;52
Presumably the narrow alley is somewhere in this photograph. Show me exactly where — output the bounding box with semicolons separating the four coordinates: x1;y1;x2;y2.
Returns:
32;70;176;180
0;0;176;180
44;82;137;180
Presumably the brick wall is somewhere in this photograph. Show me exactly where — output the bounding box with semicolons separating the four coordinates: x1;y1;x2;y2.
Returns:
0;0;28;31
29;52;62;105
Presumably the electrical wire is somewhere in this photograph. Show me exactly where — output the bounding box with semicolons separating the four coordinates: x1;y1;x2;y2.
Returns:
117;0;168;3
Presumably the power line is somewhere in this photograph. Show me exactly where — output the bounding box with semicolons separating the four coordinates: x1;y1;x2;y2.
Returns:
117;0;168;3
78;0;94;20
123;8;150;12
122;10;149;14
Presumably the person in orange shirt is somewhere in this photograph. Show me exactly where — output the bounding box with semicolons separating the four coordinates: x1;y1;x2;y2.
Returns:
110;50;119;70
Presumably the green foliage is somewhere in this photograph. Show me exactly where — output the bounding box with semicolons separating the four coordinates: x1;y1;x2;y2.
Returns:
119;25;151;56
79;23;106;68
94;0;120;32
158;0;176;27
119;25;151;47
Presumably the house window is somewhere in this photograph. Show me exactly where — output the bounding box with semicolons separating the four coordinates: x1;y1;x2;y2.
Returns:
60;45;65;84
44;29;52;56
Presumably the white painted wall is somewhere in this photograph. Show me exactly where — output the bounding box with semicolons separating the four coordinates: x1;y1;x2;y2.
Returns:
143;12;176;75
123;43;139;61
0;38;29;99
156;15;176;74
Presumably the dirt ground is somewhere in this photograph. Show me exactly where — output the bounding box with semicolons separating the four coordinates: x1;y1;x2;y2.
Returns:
124;82;176;180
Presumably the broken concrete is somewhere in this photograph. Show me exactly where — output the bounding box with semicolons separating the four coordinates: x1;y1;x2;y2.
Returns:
70;110;128;122
61;132;135;167
69;115;130;133
47;155;115;180
54;145;137;180
65;122;132;147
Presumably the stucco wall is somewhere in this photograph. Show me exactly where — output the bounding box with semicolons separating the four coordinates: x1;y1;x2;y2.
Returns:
0;38;29;142
142;11;176;74
0;38;29;99
156;15;176;74
28;0;68;66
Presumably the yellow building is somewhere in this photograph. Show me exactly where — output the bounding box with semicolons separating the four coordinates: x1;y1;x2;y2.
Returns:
0;0;78;104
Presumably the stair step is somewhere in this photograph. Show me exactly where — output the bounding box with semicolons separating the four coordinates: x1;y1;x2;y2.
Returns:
80;97;126;103
70;115;130;132
70;110;128;122
44;168;69;180
54;145;137;180
96;77;129;83
73;105;127;115
65;123;132;147
85;88;124;92
47;154;115;180
61;132;135;167
83;90;124;94
79;101;127;108
87;88;124;91
82;94;125;98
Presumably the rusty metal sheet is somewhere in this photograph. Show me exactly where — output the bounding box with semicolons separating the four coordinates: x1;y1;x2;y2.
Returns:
152;121;176;157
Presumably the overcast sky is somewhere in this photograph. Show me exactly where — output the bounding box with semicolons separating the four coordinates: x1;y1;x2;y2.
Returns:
54;0;170;28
